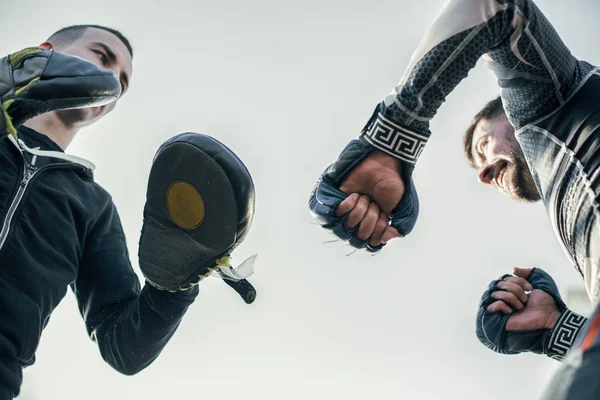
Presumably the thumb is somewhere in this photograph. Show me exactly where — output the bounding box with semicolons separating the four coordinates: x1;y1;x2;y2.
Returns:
513;267;533;280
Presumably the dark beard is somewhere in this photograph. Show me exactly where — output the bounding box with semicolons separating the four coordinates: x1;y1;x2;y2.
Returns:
507;151;541;203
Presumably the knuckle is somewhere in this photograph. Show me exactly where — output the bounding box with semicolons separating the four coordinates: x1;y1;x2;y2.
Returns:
506;284;520;294
335;203;348;214
350;206;363;217
357;231;370;241
338;202;351;212
345;215;358;228
366;210;378;223
519;296;528;304
353;202;365;214
367;207;379;218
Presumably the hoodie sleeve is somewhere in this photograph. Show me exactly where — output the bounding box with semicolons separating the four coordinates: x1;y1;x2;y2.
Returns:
72;199;199;375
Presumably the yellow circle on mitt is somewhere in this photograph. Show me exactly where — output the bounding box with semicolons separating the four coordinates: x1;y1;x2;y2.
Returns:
166;181;206;230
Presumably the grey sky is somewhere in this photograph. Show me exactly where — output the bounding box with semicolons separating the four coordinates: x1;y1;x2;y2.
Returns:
3;0;600;399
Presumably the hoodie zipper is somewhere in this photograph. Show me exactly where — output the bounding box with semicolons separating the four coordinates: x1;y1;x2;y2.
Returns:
0;142;87;252
0;159;37;250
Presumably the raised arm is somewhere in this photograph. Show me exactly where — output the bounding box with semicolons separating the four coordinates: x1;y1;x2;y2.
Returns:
311;0;589;251
364;0;582;164
72;200;198;375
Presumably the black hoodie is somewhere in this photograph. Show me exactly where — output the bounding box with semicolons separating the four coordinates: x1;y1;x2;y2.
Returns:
0;127;198;398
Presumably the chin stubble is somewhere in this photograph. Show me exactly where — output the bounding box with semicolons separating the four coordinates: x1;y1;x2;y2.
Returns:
508;150;541;203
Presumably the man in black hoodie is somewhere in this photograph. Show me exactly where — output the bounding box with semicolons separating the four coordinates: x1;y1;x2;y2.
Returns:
0;25;200;399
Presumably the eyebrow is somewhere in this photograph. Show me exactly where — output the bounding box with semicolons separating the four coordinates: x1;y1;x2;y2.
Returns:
469;120;491;169
466;133;482;169
470;140;478;167
94;42;117;63
93;42;129;91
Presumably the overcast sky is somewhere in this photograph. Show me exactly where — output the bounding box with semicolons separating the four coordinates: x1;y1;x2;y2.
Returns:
3;0;600;399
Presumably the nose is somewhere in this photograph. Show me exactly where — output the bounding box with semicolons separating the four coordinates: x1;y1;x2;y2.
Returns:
477;164;494;185
103;65;122;91
110;69;121;85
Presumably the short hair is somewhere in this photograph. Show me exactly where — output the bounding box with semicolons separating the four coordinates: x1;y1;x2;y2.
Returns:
463;96;505;167
47;25;133;58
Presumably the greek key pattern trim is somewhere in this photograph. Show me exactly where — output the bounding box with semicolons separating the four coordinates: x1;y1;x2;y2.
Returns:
362;113;429;164
547;310;587;361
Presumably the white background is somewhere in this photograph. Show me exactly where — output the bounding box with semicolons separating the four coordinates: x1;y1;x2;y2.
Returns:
2;0;600;399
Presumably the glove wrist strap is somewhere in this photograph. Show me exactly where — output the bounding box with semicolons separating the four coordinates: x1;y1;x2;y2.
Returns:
361;111;428;164
545;309;588;361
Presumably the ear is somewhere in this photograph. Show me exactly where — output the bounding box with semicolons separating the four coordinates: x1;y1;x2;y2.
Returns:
39;41;53;50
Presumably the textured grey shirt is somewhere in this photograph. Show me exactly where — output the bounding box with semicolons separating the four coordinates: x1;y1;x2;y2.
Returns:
362;0;600;301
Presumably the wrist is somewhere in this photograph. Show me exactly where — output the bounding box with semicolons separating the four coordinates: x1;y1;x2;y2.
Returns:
545;309;587;361
147;280;200;300
370;149;403;170
547;309;562;330
361;111;428;164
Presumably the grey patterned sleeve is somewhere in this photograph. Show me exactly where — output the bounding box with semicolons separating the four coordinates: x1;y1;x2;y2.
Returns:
363;0;581;164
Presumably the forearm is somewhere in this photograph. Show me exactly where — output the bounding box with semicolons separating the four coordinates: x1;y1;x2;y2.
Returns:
92;284;199;375
364;0;578;162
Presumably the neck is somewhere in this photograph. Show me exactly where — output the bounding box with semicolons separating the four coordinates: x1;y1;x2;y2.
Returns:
22;112;79;150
